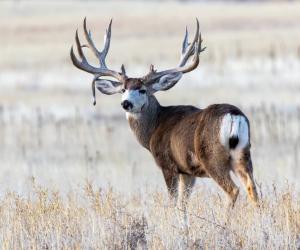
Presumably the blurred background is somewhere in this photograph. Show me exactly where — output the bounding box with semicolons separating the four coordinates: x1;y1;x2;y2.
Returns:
0;0;300;195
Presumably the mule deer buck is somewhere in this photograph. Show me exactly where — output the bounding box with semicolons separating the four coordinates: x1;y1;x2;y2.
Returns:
70;18;258;209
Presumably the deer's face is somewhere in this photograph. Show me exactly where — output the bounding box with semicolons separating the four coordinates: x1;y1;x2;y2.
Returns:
121;79;150;114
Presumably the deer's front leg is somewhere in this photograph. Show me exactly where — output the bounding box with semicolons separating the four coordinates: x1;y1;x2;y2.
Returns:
178;174;195;210
162;168;191;241
178;174;195;236
162;168;179;205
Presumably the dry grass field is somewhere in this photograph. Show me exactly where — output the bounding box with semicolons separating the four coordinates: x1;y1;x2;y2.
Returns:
0;1;300;249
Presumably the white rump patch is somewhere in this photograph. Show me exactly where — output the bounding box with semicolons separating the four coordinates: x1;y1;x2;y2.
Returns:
220;113;249;150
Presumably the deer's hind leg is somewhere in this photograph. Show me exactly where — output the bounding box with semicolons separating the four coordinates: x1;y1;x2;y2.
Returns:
205;166;240;208
232;149;258;205
196;144;239;207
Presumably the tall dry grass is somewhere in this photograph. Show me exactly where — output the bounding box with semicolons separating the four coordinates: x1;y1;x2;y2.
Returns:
0;179;299;249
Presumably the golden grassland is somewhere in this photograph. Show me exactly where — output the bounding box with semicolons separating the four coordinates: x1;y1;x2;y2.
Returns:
0;179;299;249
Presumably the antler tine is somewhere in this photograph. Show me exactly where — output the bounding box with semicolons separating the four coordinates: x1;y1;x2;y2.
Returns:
198;32;206;53
102;19;112;61
182;27;189;55
83;17;101;59
121;64;126;75
75;29;87;61
179;18;199;68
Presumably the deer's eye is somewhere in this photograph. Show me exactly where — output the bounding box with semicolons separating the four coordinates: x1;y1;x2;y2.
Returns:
121;89;126;93
139;89;146;94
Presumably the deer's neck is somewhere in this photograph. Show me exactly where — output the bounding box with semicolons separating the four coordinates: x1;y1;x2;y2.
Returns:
126;96;160;150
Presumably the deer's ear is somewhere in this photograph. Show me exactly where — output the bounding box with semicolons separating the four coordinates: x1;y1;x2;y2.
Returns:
150;72;183;92
95;79;123;95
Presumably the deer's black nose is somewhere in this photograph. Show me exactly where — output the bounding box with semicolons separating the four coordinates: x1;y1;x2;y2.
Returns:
121;100;133;110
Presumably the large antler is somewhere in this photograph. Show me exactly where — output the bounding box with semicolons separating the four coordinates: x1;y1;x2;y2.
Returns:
70;18;126;104
142;19;205;85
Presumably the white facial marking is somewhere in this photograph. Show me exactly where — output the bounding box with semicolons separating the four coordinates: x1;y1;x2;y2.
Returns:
220;114;249;150
121;89;148;117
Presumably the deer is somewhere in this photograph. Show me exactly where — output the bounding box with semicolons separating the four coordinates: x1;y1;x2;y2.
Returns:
70;18;259;212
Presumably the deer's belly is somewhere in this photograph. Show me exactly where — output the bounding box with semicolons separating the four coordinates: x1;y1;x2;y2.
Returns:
171;145;207;177
169;124;207;177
